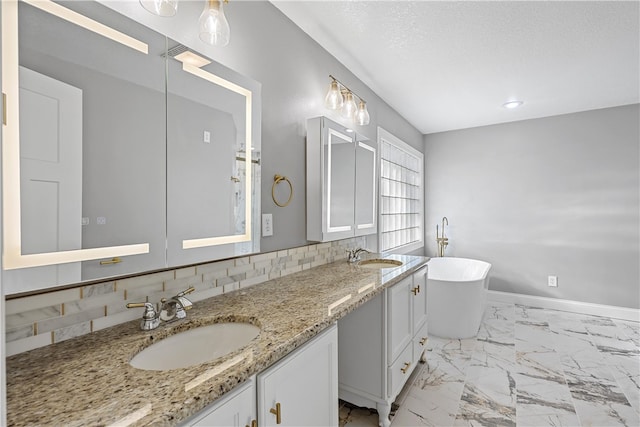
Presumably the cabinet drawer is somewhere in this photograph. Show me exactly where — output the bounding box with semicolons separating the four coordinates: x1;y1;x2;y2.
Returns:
387;343;413;400
413;321;429;365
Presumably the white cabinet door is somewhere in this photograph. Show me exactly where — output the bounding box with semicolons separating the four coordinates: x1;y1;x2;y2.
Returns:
306;116;377;242
258;324;338;427
412;266;428;332
387;276;413;364
184;377;256;427
354;137;377;236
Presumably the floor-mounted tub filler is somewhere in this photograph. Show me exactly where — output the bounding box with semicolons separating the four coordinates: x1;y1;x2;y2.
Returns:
427;257;492;339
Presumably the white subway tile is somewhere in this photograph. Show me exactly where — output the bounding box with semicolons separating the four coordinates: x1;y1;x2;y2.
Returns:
6;333;52;357
6;289;80;315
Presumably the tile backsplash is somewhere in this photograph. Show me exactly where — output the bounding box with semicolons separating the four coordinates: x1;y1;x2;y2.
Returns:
5;237;365;356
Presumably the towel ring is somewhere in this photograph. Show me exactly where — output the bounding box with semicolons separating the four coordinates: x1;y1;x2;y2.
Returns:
272;174;293;207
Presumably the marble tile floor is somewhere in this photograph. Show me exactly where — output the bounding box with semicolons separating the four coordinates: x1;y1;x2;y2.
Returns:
340;302;640;427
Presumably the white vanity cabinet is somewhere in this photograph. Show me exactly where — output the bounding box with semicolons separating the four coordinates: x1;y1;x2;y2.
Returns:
338;266;428;427
306;116;377;242
181;324;338;427
258;324;338;426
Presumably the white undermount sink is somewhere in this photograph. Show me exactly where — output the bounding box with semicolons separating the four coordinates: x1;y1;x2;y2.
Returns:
358;259;404;269
129;323;260;371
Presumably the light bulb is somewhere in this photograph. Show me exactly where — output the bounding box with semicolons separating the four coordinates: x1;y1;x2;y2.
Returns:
341;92;357;120
355;100;370;126
324;80;344;110
140;0;178;17
199;0;230;46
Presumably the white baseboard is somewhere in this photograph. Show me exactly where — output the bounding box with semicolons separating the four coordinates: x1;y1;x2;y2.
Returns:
487;290;640;322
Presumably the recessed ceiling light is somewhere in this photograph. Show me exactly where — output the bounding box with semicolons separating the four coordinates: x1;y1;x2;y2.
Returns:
345;128;354;133
503;100;524;109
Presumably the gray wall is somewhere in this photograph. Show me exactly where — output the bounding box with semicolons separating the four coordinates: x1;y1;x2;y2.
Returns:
208;1;425;252
101;0;424;254
424;104;640;309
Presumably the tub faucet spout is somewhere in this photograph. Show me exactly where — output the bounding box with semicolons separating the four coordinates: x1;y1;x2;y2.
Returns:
436;217;449;257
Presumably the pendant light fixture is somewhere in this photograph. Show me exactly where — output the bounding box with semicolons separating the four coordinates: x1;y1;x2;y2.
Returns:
140;0;231;47
324;78;344;110
324;75;370;126
341;92;358;120
139;0;179;17
199;0;230;46
355;100;370;126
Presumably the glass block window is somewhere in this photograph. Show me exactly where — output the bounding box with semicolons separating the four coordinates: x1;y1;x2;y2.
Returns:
378;128;423;253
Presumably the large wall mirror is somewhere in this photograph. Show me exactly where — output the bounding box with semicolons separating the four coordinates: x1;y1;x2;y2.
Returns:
1;0;261;295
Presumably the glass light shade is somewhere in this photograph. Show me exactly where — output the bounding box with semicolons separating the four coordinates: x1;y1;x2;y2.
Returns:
341;92;357;120
140;0;178;17
199;0;230;46
355;100;370;125
324;80;343;110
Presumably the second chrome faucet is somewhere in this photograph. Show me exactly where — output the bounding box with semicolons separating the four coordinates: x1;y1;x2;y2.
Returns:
126;286;195;331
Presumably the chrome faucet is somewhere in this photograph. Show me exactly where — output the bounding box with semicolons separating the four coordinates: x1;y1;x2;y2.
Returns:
126;286;195;330
125;302;161;331
347;248;371;263
436;216;449;257
160;287;194;321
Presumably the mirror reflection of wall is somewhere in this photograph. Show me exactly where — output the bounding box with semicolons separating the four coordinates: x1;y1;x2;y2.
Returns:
166;44;260;267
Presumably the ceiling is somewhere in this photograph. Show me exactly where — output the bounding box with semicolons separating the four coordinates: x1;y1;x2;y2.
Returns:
271;1;640;134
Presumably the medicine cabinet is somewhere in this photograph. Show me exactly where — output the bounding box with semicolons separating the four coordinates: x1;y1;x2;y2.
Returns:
1;0;261;295
306;116;377;242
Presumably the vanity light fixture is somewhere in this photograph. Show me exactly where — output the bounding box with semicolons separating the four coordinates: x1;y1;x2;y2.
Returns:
324;75;370;126
503;100;524;109
140;0;231;47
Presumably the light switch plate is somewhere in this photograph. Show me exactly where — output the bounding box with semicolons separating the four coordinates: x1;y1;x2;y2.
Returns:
262;214;273;237
548;275;558;287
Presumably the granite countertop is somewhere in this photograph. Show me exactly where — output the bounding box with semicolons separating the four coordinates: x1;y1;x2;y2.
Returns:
6;254;428;426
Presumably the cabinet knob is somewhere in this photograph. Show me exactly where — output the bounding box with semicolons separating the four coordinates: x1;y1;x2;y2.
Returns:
401;362;411;374
411;287;419;295
270;402;282;424
420;337;427;346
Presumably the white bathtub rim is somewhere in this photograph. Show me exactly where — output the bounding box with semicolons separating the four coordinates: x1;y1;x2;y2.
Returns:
488;290;640;322
427;257;492;282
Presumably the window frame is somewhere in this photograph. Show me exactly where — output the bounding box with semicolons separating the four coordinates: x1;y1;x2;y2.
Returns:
377;127;424;255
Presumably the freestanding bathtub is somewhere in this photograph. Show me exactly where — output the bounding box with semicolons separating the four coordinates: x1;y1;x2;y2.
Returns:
427;257;492;339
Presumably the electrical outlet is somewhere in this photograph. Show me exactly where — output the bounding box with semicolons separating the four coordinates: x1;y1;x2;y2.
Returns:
262;213;273;237
203;130;211;143
548;275;558;287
